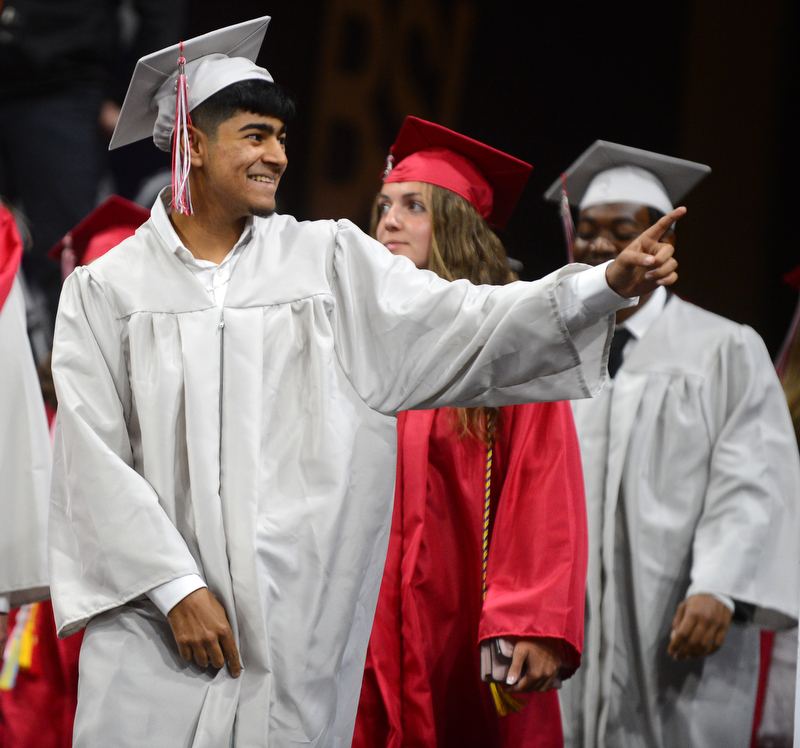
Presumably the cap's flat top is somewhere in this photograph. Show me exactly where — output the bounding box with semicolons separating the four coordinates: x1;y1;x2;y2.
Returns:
543;139;710;206
110;15;271;150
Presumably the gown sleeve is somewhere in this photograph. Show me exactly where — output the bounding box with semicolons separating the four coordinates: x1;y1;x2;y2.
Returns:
687;324;800;628
49;269;201;637
478;401;589;672
328;221;614;414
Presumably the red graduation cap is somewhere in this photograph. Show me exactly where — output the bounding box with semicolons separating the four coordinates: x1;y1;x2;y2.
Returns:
49;195;150;279
383;116;532;231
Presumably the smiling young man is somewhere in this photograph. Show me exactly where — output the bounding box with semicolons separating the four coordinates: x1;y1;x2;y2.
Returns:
545;141;800;748
49;21;686;748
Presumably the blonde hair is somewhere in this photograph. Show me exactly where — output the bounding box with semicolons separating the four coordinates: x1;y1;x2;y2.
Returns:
371;183;518;444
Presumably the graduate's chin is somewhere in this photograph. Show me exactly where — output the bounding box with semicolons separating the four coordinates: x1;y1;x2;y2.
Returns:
250;206;276;219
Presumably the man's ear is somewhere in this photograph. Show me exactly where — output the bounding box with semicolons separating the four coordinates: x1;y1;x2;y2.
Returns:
176;124;205;167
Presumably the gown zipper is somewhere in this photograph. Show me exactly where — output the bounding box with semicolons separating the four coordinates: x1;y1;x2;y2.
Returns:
219;308;225;456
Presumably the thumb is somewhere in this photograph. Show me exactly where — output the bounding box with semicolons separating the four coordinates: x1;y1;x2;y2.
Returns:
505;642;526;686
668;600;690;657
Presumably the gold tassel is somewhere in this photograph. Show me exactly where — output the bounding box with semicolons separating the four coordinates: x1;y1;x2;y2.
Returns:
490;682;525;716
483;413;525;717
0;603;40;691
19;603;39;669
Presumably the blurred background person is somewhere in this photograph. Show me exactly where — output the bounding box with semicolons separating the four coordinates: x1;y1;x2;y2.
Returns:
353;117;589;748
0;200;51;745
0;195;149;748
0;0;184;355
758;266;800;748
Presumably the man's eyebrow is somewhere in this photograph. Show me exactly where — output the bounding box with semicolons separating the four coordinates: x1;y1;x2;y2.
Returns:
237;122;287;135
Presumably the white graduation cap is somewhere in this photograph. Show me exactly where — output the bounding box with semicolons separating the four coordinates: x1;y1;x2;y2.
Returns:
109;15;274;153
543;140;711;215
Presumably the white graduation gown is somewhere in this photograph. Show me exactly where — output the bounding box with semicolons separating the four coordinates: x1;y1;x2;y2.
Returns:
0;277;51;606
561;295;800;748
49;214;613;748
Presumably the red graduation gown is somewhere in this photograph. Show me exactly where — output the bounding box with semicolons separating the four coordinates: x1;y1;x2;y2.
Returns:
353;402;588;748
1;602;83;748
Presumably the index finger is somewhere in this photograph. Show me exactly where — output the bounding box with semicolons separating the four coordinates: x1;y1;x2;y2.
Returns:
640;206;687;244
505;643;527;687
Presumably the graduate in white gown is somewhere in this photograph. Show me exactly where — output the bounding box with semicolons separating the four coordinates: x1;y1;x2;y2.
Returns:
0;204;50;635
545;141;800;748
48;21;684;748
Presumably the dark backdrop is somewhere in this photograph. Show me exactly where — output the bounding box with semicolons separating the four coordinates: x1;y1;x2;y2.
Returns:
180;0;798;354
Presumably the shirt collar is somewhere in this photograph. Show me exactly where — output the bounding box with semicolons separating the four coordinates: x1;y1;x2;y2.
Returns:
150;187;255;266
619;285;668;340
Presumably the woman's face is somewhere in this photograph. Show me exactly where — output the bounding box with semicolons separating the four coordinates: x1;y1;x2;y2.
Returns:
375;181;433;269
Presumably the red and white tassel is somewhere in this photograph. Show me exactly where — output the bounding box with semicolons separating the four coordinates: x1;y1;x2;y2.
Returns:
559;172;576;263
171;42;194;215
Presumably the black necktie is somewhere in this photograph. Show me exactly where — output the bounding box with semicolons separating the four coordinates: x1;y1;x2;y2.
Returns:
608;327;633;378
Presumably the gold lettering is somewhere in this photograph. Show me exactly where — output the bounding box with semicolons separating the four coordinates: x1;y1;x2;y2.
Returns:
307;0;476;224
